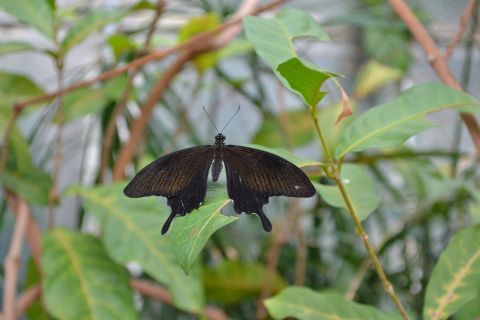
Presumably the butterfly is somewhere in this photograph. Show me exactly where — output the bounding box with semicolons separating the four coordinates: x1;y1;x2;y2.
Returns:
123;110;316;234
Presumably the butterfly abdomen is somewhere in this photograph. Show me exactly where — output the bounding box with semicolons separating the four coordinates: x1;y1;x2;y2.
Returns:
212;156;223;182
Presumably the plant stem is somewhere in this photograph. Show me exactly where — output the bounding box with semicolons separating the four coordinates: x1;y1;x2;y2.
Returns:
309;105;334;165
334;171;409;319
309;102;410;319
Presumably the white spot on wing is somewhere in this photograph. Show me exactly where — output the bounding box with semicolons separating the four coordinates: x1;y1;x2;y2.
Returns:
294;185;300;190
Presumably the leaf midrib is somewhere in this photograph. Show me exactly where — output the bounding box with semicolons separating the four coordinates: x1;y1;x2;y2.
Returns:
54;231;97;320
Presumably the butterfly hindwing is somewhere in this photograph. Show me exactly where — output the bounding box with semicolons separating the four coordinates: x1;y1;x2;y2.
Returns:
222;145;316;231
123;146;214;233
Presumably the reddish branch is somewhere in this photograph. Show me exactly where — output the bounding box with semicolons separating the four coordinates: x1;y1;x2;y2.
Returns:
388;0;480;152
445;0;478;59
3;196;30;320
130;279;228;320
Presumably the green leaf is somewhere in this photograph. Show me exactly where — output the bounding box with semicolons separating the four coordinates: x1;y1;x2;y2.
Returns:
42;229;137;320
454;293;480;320
0;0;54;39
0;71;45;107
277;57;332;106
62;9;127;53
363;26;411;71
265;286;401;320
424;224;480;320
107;34;138;59
170;198;235;273
0;168;52;206
62;76;128;121
253;109;315;148
204;261;285;304
244;8;329;69
314;164;381;220
244;9;332;98
335;83;480;159
178;13;220;72
0;41;36;56
72;184;205;313
354;60;403;98
244;144;322;169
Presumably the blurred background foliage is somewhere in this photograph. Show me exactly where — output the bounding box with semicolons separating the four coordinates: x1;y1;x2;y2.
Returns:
0;0;479;319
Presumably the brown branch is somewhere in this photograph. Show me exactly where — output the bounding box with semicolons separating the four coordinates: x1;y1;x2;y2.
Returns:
130;279;228;320
445;0;478;59
388;0;480;153
112;52;192;180
3;197;30;320
99;0;165;183
10;0;285;114
16;285;42;316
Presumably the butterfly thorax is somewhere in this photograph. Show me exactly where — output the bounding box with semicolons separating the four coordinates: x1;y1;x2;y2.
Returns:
212;134;225;181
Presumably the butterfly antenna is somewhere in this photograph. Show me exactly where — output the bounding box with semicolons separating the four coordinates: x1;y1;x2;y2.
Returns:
220;105;241;133
202;105;220;133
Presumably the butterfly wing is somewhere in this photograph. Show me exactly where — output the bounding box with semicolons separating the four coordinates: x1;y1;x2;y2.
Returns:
222;145;316;231
123;146;214;234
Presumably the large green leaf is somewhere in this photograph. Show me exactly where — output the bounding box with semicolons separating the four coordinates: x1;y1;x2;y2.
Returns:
0;169;51;205
314;164;381;220
335;83;480;159
265;286;401;320
0;0;54;39
253;109;315;148
42;229;137;320
454;293;480;320
170;198;235;273
203;261;285;304
277;58;331;106
423;224;480;320
72;184;205;313
244;8;332;98
0;41;36;56
62;9;127;53
243;8;329;69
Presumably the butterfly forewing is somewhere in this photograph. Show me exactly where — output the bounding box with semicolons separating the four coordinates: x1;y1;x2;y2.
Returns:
123;146;214;234
223;145;316;197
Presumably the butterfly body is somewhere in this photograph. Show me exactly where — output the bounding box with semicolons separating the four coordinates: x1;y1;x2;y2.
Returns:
124;133;316;234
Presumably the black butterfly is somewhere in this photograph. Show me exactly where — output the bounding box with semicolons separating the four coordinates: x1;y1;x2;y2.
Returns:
124;134;316;234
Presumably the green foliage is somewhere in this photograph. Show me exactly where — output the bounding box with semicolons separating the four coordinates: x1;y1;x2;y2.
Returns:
170;199;236;273
244;8;331;93
62;76;129;121
0;72;44;108
253;109;315;148
0;41;36;56
277;58;330;106
265;287;401;320
314;164;381;220
178;13;220;72
0;0;54;39
204;261;285;304
42;229;137;320
335;83;480;159
423;224;480;320
62;9;127;53
72;184;205;313
354;60;403;99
